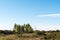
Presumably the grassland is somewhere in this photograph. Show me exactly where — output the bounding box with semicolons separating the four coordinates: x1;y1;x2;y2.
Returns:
0;31;60;40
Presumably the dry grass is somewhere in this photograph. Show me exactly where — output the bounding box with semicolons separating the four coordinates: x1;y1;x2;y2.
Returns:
0;32;60;40
0;33;42;40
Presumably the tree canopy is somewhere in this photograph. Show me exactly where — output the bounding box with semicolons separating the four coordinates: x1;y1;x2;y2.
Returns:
13;24;33;33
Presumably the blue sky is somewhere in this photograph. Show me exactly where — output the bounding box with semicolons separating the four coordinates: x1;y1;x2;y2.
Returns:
0;0;60;31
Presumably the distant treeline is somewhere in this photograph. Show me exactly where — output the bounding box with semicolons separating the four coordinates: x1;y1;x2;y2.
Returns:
0;23;34;35
0;30;13;35
0;23;60;35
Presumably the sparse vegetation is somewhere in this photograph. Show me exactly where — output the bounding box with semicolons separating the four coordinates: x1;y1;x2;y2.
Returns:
0;24;60;40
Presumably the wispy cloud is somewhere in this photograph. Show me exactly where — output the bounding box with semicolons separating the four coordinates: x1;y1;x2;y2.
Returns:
38;14;60;17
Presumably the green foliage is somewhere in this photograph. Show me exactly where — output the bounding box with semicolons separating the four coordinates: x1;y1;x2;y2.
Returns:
0;30;13;35
25;24;33;33
34;30;41;35
13;24;33;34
34;30;46;35
0;23;60;40
13;24;21;33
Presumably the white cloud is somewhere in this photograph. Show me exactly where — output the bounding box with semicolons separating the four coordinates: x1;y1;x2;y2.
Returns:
38;14;60;17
